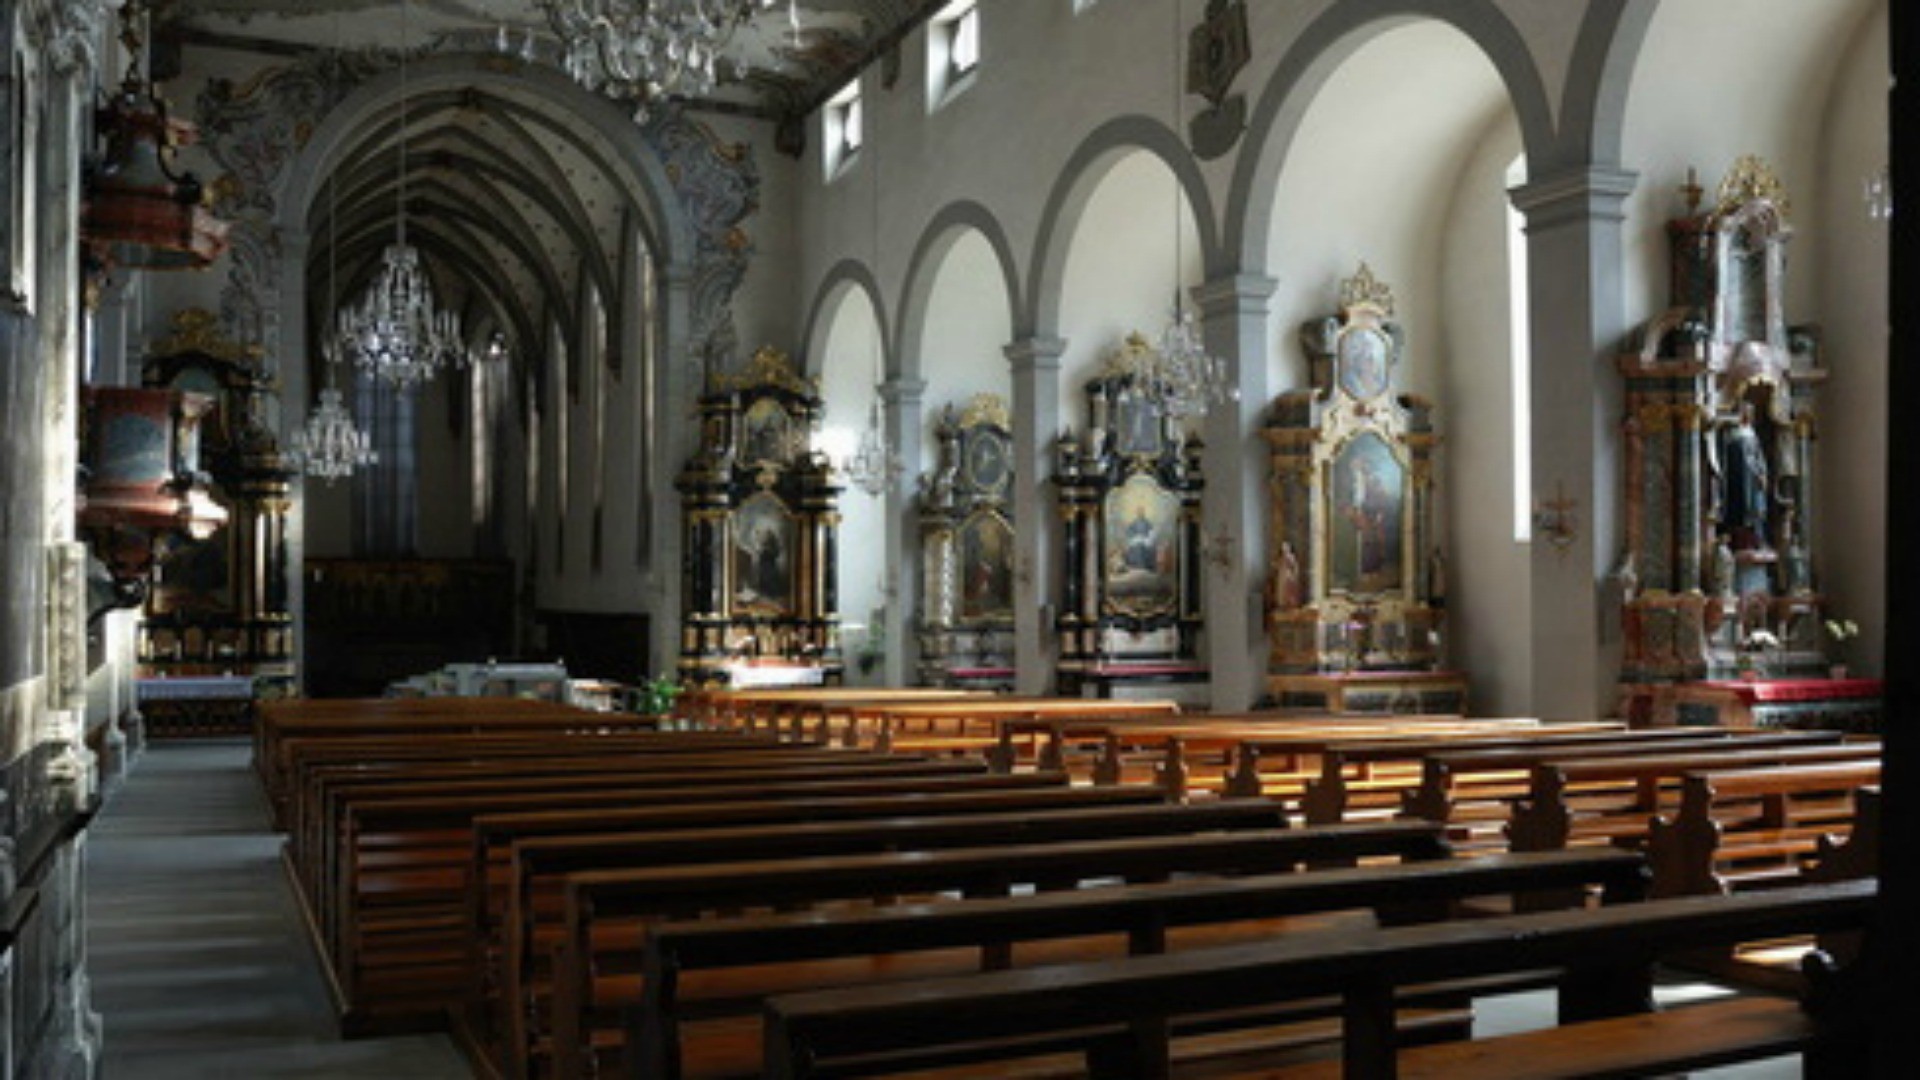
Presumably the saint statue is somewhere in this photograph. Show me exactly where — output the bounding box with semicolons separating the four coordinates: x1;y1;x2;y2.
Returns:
1717;403;1770;551
1275;541;1304;610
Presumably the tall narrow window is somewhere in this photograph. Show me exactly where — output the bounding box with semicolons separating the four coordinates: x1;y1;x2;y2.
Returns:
1506;156;1532;543
928;1;979;110
825;80;862;179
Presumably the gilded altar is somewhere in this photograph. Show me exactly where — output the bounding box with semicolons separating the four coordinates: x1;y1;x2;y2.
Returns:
1616;157;1830;721
1054;335;1206;695
676;347;843;686
134;309;296;693
1264;266;1457;711
917;394;1016;688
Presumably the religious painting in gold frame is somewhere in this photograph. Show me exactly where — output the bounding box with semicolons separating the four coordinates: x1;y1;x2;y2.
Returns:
1327;431;1406;596
1102;473;1180;618
955;509;1014;621
731;491;795;617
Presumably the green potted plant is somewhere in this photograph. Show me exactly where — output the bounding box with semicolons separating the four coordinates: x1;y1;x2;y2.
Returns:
635;675;683;724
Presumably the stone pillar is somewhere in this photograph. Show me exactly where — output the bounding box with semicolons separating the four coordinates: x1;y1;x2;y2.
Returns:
1510;166;1638;718
879;377;926;686
1193;274;1278;711
648;263;698;678
1005;336;1065;696
277;228;312;693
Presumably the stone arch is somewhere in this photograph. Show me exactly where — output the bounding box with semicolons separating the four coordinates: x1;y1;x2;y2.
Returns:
893;200;1022;381
800;258;893;381
1025;116;1222;340
1225;0;1556;274
1558;0;1662;165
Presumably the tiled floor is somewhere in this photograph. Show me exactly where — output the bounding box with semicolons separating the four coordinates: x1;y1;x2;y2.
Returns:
81;738;1804;1079
85;738;471;1079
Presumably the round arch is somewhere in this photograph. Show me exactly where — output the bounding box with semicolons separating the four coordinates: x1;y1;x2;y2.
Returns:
800;258;893;382
1559;0;1662;167
892;200;1022;381
1025;116;1222;340
1224;0;1556;275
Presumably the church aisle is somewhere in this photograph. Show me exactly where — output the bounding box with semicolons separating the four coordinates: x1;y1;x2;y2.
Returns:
85;738;472;1079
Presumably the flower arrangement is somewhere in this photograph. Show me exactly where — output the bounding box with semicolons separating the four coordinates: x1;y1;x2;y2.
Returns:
1736;627;1780;678
635;675;683;718
1824;618;1860;677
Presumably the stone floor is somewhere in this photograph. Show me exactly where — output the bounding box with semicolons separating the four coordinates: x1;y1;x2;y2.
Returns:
80;738;1800;1079
85;737;471;1079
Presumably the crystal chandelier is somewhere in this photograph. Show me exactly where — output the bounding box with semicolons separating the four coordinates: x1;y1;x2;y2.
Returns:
337;0;465;388
293;75;377;486
290;381;379;483
844;399;902;497
539;0;782;117
1117;0;1237;422
1130;305;1238;420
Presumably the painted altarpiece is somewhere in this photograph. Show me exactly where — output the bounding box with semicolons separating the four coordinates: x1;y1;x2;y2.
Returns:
917;395;1016;688
1616;158;1857;727
676;347;843;685
1265;266;1461;714
1054;335;1205;695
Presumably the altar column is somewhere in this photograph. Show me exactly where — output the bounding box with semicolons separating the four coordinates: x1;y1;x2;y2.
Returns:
1193;273;1278;711
880;377;926;685
1510;166;1638;718
1006;336;1065;695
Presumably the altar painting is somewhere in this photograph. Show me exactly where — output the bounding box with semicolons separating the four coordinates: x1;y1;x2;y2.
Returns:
1103;475;1179;616
740;397;792;467
1330;432;1404;595
732;492;795;616
956;510;1014;621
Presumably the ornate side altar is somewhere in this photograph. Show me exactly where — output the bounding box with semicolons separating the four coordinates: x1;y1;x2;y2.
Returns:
917;395;1016;689
1614;158;1861;726
676;348;843;687
134;309;296;697
1055;335;1206;696
1264;266;1463;714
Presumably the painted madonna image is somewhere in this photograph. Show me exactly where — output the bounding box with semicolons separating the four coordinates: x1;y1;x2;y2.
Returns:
1330;432;1404;595
732;493;795;615
1103;474;1180;615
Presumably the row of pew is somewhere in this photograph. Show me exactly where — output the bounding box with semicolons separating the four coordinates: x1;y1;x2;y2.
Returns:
259;690;1881;1078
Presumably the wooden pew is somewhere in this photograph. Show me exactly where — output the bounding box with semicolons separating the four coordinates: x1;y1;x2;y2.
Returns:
761;879;1876;1080
1297;722;1758;822
500;798;1292;1076
303;756;1005;1034
457;783;1166;1063
634;847;1647;1079
1647;759;1883;899
1397;730;1845;844
548;820;1451;1079
1509;740;1883;853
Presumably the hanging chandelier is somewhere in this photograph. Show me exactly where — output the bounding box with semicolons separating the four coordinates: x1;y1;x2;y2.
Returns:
843;399;902;497
538;0;782;117
1131;305;1237;420
337;0;465;388
294;117;377;486
290;382;379;483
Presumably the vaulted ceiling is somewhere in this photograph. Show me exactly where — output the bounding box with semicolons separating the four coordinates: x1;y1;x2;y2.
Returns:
165;0;940;120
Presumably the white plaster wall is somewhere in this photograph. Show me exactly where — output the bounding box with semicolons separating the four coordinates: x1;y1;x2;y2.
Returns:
1263;21;1518;713
1812;2;1889;676
916;231;1013;459
1440;114;1532;716
813;290;887;683
1056;152;1196;432
1620;0;1879;331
